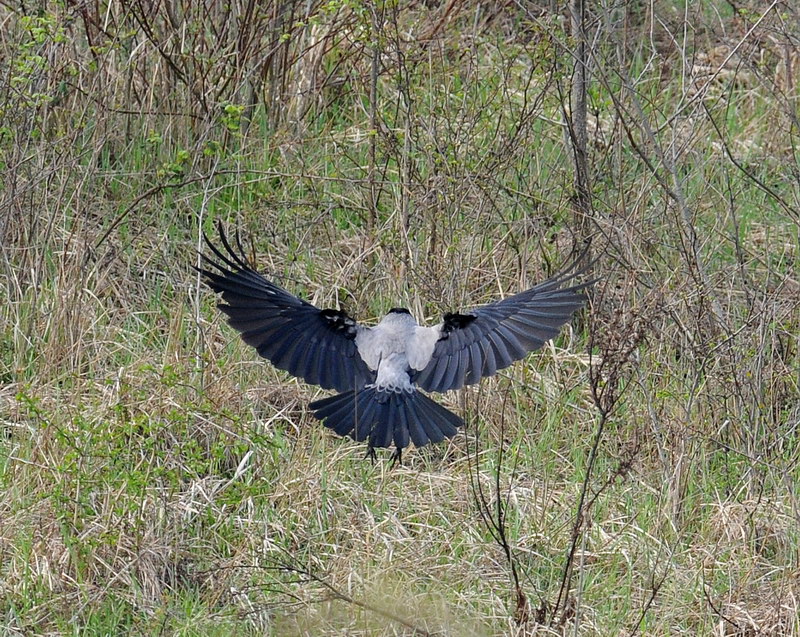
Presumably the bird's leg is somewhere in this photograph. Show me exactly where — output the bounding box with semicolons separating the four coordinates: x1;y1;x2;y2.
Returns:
389;447;403;468
364;445;378;463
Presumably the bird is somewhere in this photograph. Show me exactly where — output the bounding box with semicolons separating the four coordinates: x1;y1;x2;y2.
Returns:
197;224;592;462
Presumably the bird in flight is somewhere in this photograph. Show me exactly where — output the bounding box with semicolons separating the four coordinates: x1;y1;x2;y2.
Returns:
198;225;591;462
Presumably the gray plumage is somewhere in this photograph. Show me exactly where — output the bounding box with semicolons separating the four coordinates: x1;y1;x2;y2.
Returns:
197;224;592;459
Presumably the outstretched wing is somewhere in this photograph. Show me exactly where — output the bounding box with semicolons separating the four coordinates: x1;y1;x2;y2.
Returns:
197;224;373;392
413;255;593;393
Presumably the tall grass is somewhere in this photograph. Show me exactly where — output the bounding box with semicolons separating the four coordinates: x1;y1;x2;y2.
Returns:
1;1;799;635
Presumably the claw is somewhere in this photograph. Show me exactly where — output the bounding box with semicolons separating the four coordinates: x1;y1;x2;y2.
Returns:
389;447;403;467
364;446;378;463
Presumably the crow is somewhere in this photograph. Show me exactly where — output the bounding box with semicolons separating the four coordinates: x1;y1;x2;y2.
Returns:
197;224;591;461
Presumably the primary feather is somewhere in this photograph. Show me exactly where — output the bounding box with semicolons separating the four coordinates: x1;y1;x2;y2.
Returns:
413;265;592;393
196;226;373;393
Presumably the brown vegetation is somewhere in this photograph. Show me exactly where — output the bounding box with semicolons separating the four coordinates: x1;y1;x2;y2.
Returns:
1;1;799;635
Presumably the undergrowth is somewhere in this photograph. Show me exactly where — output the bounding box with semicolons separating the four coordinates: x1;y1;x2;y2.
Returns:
1;2;799;635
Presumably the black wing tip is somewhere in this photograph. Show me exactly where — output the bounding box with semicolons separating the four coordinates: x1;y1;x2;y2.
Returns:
545;239;604;289
199;221;254;275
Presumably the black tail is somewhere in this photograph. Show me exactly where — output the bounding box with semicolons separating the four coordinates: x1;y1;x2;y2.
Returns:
309;387;463;451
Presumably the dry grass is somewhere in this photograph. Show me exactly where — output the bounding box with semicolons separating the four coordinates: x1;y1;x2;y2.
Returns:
2;1;800;635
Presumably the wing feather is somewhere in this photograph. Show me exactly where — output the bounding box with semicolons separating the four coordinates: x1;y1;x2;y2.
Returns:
414;253;593;393
197;224;373;392
480;339;497;378
465;342;483;384
439;349;462;393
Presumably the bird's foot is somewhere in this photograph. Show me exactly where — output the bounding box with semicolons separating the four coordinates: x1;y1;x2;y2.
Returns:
389;447;403;468
364;446;378;463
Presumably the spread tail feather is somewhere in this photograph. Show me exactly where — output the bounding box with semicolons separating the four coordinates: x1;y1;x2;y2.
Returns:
309;387;463;451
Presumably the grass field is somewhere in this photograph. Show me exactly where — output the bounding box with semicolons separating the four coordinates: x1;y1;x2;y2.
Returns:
1;2;799;635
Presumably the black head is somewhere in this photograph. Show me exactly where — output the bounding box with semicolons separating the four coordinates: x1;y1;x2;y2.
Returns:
388;307;411;315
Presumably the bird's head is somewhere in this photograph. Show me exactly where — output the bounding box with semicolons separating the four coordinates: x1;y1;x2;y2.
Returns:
380;307;416;327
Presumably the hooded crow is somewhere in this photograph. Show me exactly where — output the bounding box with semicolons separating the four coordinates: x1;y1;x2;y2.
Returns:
197;224;592;461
